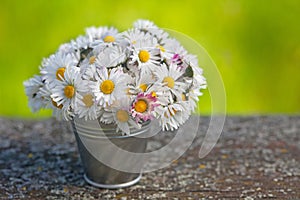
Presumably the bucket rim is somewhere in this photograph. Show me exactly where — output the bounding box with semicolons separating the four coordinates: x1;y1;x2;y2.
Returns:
72;117;151;139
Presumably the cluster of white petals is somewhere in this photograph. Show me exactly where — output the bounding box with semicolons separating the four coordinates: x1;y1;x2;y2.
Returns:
24;19;206;133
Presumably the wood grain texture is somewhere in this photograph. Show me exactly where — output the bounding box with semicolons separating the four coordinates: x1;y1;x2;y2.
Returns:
0;116;299;199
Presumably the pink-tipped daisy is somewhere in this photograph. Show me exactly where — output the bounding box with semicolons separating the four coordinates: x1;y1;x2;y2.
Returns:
131;93;159;122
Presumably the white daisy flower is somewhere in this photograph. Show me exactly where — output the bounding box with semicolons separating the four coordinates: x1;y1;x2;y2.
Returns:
151;28;169;44
184;55;207;89
23;75;45;112
88;27;123;49
185;88;202;112
181;57;206;112
39;84;55;108
60;43;81;63
50;66;82;109
41;51;78;84
181;72;206;113
80;45;126;76
130;31;158;49
154;101;190;131
58;42;75;54
130;44;161;75
124;30;161;70
82;63;98;81
127;32;161;76
128;72;156;95
155;43;168;60
153;63;187;99
85;26;106;40
39;84;74;121
90;67;130;107
183;54;199;69
145;83;170;106
163;38;188;61
122;29;147;46
71;35;92;50
74;89;101;120
95;45;126;68
185;73;206;112
131;93;159;122
114;99;142;135
101;97;141;135
86;26;118;42
78;54;96;77
191;67;207;90
133;19;158;30
133;19;169;43
101;27;119;42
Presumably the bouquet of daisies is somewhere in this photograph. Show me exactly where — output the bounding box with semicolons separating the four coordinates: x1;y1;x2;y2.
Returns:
24;19;206;134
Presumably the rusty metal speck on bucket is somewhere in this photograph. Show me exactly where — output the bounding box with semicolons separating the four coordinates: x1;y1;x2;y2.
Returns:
71;117;150;189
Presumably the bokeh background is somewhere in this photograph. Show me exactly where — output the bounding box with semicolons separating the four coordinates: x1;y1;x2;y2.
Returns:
1;0;299;118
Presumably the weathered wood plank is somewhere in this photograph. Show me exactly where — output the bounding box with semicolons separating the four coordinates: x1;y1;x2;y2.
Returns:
0;116;299;199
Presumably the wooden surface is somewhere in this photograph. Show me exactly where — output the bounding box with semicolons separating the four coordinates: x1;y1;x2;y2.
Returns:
0;116;299;199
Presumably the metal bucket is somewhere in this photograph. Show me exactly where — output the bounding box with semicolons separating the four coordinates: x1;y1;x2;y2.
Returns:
71;117;149;189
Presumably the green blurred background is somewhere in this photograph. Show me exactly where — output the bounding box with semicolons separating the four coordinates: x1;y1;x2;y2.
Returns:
1;0;299;118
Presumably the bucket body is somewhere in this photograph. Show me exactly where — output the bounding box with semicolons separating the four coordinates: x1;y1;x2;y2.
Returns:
72;117;149;189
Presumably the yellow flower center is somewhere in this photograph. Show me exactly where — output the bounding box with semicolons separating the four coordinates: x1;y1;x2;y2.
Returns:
163;76;175;88
138;50;150;63
64;85;75;98
139;83;147;92
51;99;63;109
157;45;165;52
151;91;157;98
56;67;65;81
134;99;148;113
103;35;115;43
181;93;186;101
100;80;115;94
82;94;94;107
89;56;96;64
116;110;129;122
